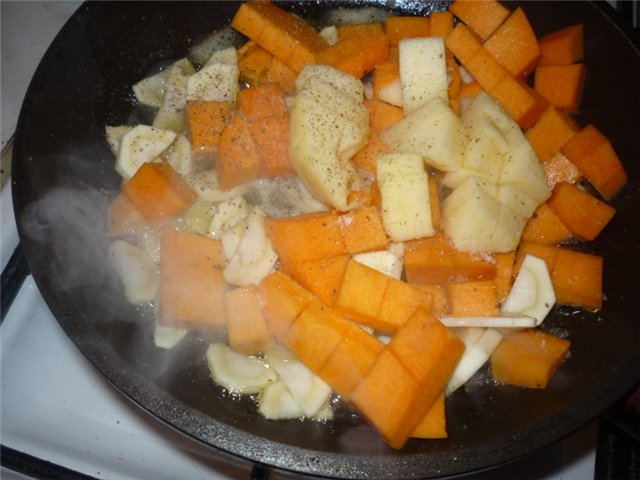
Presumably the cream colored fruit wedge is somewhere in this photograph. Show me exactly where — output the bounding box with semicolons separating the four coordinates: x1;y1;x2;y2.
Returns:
376;153;435;242
115;124;177;179
152;58;195;133
442;176;528;252
265;346;333;418
500;139;551;205
108;239;159;305
378;77;403;107
153;324;188;350
295;64;364;103
187;47;239;103
206;344;278;395
353;249;403;280
501;254;556;325
399;37;448;113
445;328;504;395
380;96;467;172
289;70;369;211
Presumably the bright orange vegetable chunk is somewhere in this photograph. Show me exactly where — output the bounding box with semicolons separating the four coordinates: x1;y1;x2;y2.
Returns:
449;0;510;40
122;162;197;225
491;329;571;388
560;124;628;200
225;286;273;355
231;1;328;73
483;7;541;78
158;229;227;330
534;63;586;113
547;182;616;241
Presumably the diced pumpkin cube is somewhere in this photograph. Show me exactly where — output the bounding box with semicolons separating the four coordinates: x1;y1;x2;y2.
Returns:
522;203;572;245
225;286;273;355
318;322;384;397
287;301;351;372
411;393;447;439
336;259;391;327
257;271;316;340
265;211;345;265
122;162;197;225
284;255;349;306
546;182;616;241
159;229;227;330
491;329;571;388
446;280;500;316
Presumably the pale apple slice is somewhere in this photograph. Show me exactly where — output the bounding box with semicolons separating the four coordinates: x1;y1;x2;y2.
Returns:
153;324;188;350
445;328;504;395
353;250;404;280
439;314;537;328
399;37;448;113
380;97;467;172
377;153;435;242
501;254;556;325
206;344;277;395
265;346;333;418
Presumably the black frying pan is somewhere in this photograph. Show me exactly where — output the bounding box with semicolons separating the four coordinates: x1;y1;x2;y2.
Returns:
11;1;640;478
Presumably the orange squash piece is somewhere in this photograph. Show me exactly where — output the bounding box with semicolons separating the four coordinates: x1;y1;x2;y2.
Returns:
265;211;345;265
230;1;328;73
483;7;541;78
284;255;349;306
463;46;508;92
415;284;449;318
318;23;390;79
339;206;389;255
286;301;352;373
318;321;384;397
445;23;483;64
217;111;261;190
236;83;295;178
377;278;433;333
542;151;583;189
158;229;227;330
351;307;463;448
447;279;500;316
372;46;400;101
256;271;316;340
552;248;603;311
522;203;571;245
491;329;571;388
488;74;549;129
335;259;390;328
430;11;454;38
449;0;510;40
385;16;430;46
411;392;447;439
525;107;579;162
534;64;586;113
494;251;515;302
225;286;273;355
185;100;232;158
547;182;616;241
538;24;584;66
237;41;273;86
122;162;197;225
365;97;404;133
560;124;628;200
349;349;424;449
404;231;496;284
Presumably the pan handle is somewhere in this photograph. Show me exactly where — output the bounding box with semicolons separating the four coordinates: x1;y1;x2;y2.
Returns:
1;244;30;323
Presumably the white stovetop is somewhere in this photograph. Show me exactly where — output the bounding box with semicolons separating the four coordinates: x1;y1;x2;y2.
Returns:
0;2;598;479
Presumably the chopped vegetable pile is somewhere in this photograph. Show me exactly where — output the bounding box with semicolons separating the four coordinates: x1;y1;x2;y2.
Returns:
106;0;627;450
